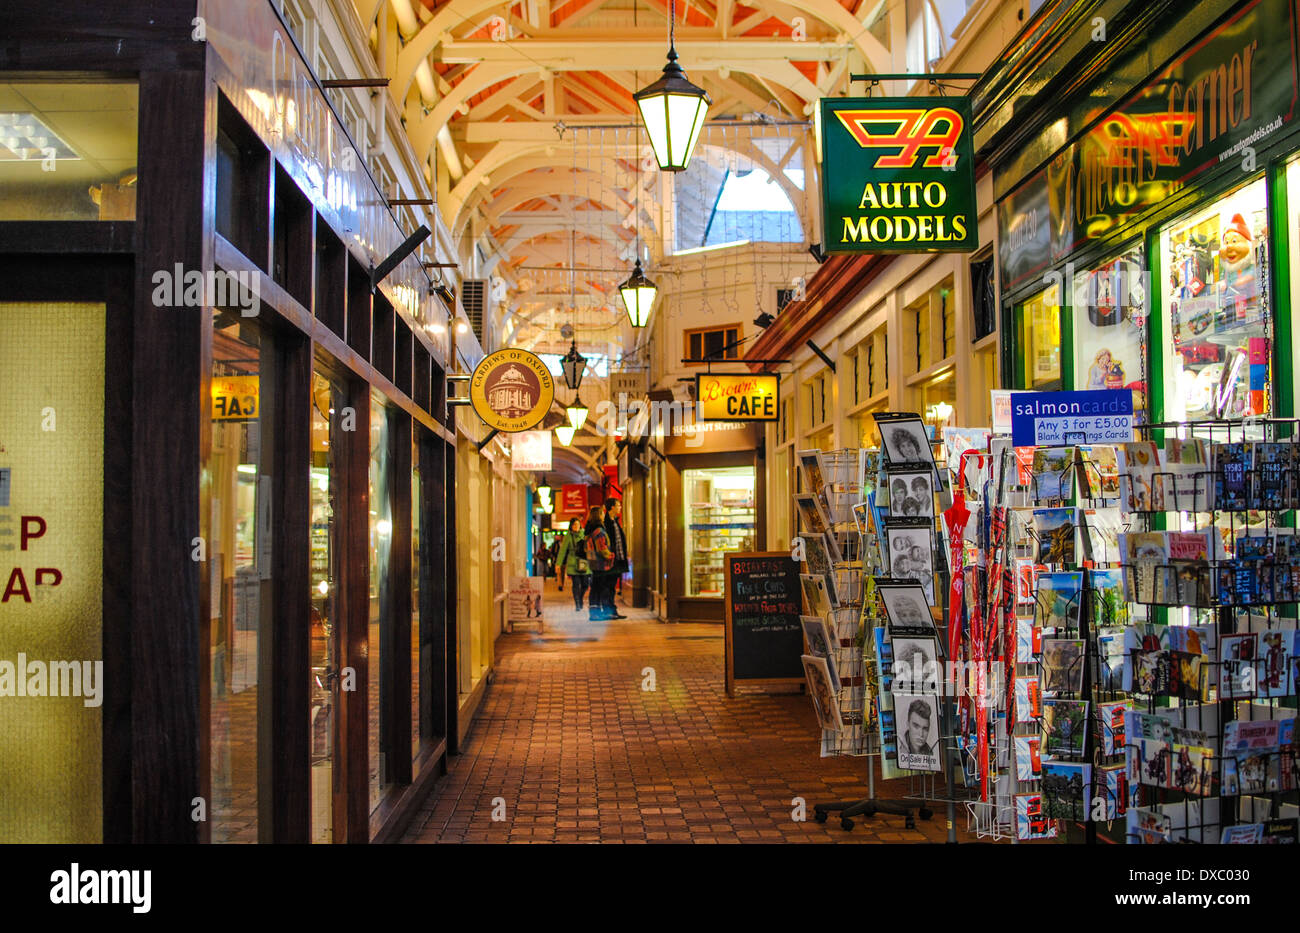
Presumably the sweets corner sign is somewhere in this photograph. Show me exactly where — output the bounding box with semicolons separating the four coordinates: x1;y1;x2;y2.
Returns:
820;96;978;254
470;348;555;433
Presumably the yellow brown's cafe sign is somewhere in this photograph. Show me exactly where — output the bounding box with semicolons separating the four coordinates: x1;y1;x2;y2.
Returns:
696;373;779;421
470;348;555;432
211;374;260;421
820;96;978;253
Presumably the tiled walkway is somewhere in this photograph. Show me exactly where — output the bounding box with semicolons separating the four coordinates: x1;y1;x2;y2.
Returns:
402;586;969;843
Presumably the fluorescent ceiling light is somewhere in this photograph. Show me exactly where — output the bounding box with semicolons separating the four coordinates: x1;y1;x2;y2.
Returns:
0;112;78;161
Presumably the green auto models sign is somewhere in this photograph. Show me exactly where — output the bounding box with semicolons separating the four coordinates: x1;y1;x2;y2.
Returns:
820;96;979;253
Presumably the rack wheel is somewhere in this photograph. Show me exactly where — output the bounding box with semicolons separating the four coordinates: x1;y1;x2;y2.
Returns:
814;809;828;823
840;818;854;831
904;815;916;829
919;807;933;820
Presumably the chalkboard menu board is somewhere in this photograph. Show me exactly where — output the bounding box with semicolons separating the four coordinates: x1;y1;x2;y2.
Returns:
724;552;805;696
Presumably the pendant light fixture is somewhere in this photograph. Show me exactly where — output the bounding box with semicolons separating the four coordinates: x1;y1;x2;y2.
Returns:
621;90;659;328
555;424;577;446
566;393;590;430
634;0;710;172
619;259;658;327
560;339;587;391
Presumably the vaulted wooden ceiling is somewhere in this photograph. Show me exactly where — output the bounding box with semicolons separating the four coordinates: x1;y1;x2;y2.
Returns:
358;0;894;378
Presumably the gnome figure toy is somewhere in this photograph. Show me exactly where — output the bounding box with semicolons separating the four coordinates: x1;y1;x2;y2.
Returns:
1220;212;1257;308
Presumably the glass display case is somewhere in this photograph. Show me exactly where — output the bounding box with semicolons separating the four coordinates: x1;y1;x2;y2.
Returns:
684;466;756;597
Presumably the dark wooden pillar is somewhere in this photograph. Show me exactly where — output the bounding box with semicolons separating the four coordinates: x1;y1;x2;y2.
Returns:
386;412;414;786
130;67;205;843
423;435;447;751
267;331;312;842
338;381;370;842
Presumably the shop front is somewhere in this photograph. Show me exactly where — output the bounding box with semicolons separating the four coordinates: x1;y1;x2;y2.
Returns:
659;410;766;624
0;1;462;843
983;0;1300;424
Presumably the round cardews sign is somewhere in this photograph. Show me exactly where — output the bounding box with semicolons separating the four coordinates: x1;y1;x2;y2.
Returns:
470;348;555;432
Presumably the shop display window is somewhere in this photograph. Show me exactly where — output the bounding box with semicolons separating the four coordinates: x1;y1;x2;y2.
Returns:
0;301;105;842
368;396;393;813
1071;246;1148;416
1158;176;1271;423
208;311;268;843
1014;285;1061;389
0;81;139;221
1285;157;1300;417
684;466;756;597
309;370;340;844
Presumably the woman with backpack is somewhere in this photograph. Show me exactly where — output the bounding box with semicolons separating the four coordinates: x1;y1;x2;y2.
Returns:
555;517;591;612
584;504;615;622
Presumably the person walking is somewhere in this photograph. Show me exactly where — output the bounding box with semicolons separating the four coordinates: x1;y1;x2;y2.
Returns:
603;497;629;619
533;539;550;580
584;504;615;622
555;517;591;612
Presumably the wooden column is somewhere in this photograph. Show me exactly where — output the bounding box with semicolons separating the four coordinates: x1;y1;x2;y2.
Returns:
267;330;312;842
130;67;205;843
386;412;414;786
338;381;370;842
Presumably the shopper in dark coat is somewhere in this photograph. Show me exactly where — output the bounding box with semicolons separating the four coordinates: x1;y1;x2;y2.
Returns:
603;497;629;619
584;504;615;621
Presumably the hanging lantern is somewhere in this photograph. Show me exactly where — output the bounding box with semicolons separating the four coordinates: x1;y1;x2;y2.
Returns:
567;393;589;431
560;339;587;391
619;259;658;328
555;424;577;446
634;1;710;172
536;479;553;513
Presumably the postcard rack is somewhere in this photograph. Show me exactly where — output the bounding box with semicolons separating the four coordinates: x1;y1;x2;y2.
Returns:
959;418;1300;844
1118;417;1300;844
794;446;932;832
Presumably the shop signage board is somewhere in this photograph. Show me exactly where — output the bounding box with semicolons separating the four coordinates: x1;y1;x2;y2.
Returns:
0;302;105;841
991;389;1014;434
998;0;1297;291
560;484;587;514
506;576;543;632
695;372;780;421
469;348;555;433
820;96;978;253
211;374;259;421
1009;389;1134;446
724;552;805;696
511;430;552;471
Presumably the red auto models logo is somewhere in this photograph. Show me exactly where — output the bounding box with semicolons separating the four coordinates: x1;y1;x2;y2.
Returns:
832;107;964;169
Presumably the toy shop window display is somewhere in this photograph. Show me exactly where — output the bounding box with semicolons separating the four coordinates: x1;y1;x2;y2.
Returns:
1071;246;1148;419
1158;177;1271;427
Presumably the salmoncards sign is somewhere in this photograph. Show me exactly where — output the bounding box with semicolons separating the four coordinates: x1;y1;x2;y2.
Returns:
695;373;779;421
1010;389;1135;446
820;96;978;253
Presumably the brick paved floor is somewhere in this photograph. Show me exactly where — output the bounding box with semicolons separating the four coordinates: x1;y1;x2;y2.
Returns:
402;587;972;844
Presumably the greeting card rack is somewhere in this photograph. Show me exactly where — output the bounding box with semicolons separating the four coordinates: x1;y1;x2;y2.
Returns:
960;441;1122;842
858;432;964;836
1022;445;1126;844
798;445;946;833
1118;417;1300;844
